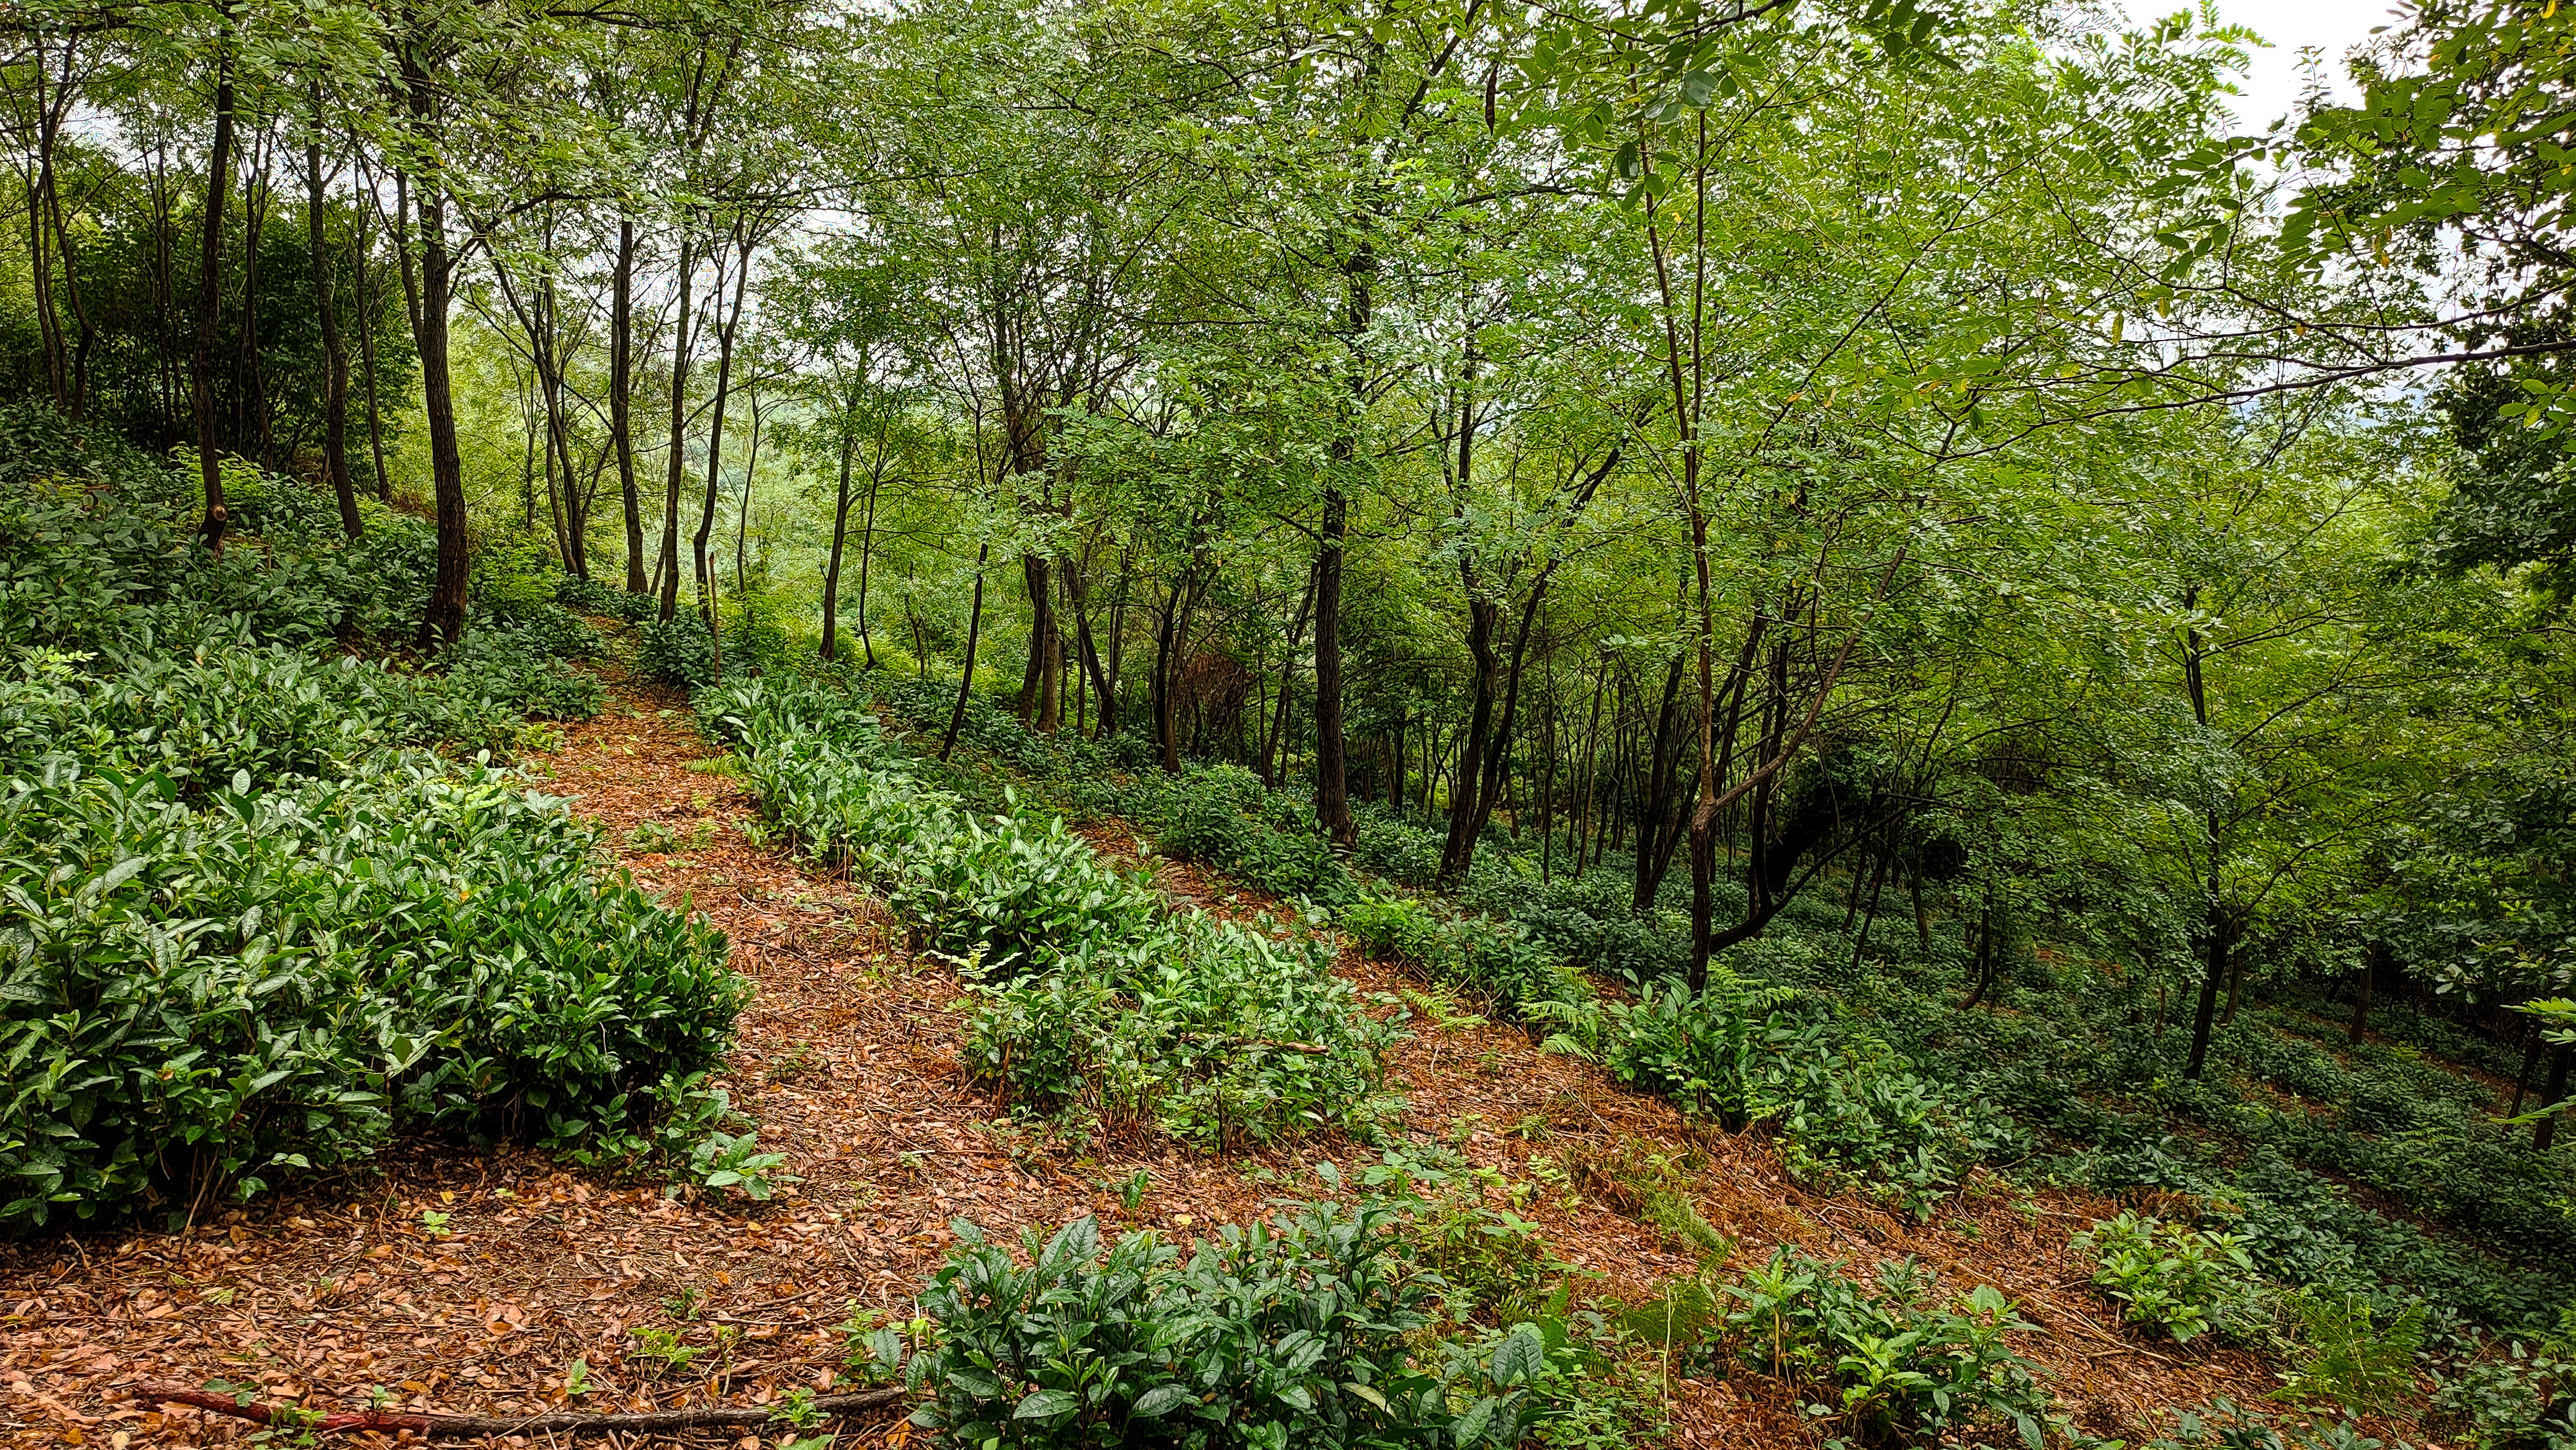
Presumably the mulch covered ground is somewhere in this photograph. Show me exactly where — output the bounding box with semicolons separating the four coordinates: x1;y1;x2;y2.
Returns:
1;675;2338;1448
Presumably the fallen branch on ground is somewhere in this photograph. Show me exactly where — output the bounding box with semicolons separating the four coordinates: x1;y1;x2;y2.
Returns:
132;1380;906;1438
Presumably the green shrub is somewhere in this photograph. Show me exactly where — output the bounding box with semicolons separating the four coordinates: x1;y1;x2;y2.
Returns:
0;766;743;1227
0;413;739;1230
1155;765;1355;903
556;572;658;624
700;675;1399;1147
909;1205;1552;1450
1721;1245;2050;1449
2277;1293;2428;1417
636;614;721;688
1553;974;2020;1219
442;624;607;722
2432;1321;2576;1450
2076;1210;2273;1344
1341;893;1589;1021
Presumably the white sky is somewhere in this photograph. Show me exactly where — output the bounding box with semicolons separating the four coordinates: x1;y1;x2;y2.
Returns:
2184;0;2412;135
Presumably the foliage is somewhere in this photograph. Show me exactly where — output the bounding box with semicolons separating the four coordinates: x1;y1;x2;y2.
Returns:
2075;1211;2273;1345
0;420;740;1229
699;675;1398;1147
1340;893;1587;1022
1720;1245;2051;1449
635;614;722;689
909;1205;1553;1450
2275;1294;2429;1418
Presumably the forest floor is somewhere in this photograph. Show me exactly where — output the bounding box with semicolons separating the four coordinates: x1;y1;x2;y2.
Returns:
2;672;2320;1449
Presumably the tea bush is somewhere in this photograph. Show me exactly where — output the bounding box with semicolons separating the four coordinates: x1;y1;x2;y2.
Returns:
699;675;1399;1146
635;613;721;688
0;746;742;1228
2431;1317;2576;1450
2075;1210;2274;1344
1543;974;2020;1219
1721;1245;2051;1449
909;1205;1554;1450
0;413;743;1229
1340;893;1589;1021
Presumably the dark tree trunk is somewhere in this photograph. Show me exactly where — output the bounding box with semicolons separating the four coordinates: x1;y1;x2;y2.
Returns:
612;218;645;593
2535;1042;2571;1154
351;176;390;500
408;165;467;648
1021;553;1063;733
692;227;750;639
2184;914;2231;1080
2348;943;2379;1046
1438;594;1503;886
942;543;991;759
1314;487;1353;847
819;427;854;663
191;27;239;551
1631;652;1688;912
658;229;696;622
305;108;358;540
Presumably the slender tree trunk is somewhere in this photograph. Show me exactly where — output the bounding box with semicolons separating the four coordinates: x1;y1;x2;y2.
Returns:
1070;561;1112;735
305;102;358;539
351;175;390;500
612;218;645;593
1631;652;1687;912
1262;566;1318;786
2347;943;2379;1046
191;24;240;551
406;137;468;647
658;229;697;622
735;388;762;594
820;427;854;663
1315;232;1369;851
692;228;749;637
942;542;991;759
2535;1043;2571;1154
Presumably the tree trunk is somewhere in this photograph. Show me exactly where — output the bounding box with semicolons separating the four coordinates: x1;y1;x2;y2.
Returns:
856;437;883;668
1261;566;1318;786
819;428;854;662
305;106;358;539
191;27;238;551
942;543;992;759
612;218;645;592
2536;1042;2571;1154
1437;593;1503;886
1021;554;1062;734
408;151;467;648
351;174;390;500
2347;942;2379;1046
658;229;697;622
692;228;750;637
2183;913;2231;1080
1630;652;1688;912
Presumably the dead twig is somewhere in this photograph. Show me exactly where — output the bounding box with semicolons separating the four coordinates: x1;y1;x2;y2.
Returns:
133;1380;905;1438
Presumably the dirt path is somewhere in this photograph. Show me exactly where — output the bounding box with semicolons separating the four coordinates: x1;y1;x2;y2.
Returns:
2;682;2295;1449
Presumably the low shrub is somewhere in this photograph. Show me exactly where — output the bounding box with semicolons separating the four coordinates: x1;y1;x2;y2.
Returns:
0;766;742;1227
2432;1319;2576;1450
636;614;722;688
909;1205;1553;1450
1341;894;1589;1021
1721;1245;2051;1449
701;675;1399;1147
2075;1210;2274;1344
1551;974;2020;1219
556;572;658;625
